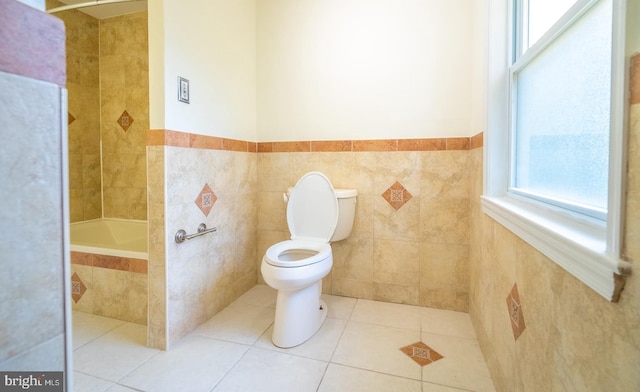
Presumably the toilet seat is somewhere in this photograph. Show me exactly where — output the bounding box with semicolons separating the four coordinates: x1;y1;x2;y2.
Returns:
265;240;332;268
286;172;338;242
264;172;338;269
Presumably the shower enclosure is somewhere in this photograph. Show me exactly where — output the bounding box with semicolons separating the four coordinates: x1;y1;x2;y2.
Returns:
48;0;150;325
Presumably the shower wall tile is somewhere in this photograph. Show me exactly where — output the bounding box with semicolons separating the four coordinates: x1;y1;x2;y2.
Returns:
103;188;144;221
69;188;84;222
53;4;102;222
83;187;102;219
68;152;83;189
100;12;149;220
82;154;102;188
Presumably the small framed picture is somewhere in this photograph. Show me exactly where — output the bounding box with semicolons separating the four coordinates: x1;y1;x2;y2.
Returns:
178;76;189;104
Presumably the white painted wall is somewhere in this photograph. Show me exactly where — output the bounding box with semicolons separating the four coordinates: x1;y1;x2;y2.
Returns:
470;0;488;134
150;0;479;141
149;0;257;141
257;0;476;141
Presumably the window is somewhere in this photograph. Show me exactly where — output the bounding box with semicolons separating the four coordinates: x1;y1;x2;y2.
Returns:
512;0;611;220
482;0;631;301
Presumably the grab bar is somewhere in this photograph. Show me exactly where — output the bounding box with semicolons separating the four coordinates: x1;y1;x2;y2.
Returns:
175;223;217;244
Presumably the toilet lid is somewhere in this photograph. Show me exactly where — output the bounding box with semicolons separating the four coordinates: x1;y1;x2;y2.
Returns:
287;172;338;242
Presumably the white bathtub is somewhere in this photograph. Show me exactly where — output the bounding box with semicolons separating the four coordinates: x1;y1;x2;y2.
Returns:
70;219;147;260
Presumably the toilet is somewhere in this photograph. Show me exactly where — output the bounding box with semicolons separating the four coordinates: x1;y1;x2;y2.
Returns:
261;171;357;348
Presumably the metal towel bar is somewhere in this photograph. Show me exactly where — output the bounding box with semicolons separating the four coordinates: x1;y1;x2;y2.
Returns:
175;223;217;244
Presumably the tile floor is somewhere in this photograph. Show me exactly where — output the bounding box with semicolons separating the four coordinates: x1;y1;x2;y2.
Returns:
72;285;495;392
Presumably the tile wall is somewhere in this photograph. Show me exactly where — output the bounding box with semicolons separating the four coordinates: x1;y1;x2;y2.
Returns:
0;0;68;371
147;130;258;349
468;54;640;390
70;252;148;324
147;144;167;349
51;0;102;222
257;138;474;311
148;131;476;348
100;12;149;220
50;3;149;221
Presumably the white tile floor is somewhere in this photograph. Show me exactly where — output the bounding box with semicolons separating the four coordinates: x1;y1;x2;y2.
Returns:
72;285;495;392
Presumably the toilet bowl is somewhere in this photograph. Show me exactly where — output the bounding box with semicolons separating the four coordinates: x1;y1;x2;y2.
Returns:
261;172;356;348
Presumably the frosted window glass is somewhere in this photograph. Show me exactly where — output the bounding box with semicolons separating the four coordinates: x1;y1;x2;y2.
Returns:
514;0;612;212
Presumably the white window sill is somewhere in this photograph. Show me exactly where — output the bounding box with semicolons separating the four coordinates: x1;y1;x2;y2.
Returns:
481;195;631;301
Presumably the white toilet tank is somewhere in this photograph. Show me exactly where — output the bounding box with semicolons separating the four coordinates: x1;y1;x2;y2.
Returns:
285;187;357;242
331;188;357;242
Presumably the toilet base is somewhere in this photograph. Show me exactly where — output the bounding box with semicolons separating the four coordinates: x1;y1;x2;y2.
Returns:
271;282;327;348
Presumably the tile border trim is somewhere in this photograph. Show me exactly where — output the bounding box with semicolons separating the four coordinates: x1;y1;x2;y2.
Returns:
0;1;66;86
71;251;148;274
148;129;485;152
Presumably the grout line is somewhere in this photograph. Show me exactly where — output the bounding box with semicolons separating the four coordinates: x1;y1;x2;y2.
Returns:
314;361;331;392
73;292;491;391
205;342;253;392
328;363;424;384
325;300;358;364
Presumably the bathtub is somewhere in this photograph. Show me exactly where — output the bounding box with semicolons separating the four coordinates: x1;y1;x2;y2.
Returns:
69;218;148;324
70;219;147;260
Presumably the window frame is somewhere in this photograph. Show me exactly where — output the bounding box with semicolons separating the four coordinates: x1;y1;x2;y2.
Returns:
482;0;632;301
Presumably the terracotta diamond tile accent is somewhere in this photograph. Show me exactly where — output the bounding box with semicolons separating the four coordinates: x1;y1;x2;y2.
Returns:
382;181;413;210
71;272;87;304
117;110;134;132
68;112;75;125
400;341;443;367
507;283;526;340
195;183;217;217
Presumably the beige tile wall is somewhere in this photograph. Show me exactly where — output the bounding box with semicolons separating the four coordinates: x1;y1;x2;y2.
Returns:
147;132;258;349
50;0;102;222
100;12;149;220
468;55;640;390
52;5;149;222
0;0;68;370
257;148;471;311
147;145;167;349
70;252;148;324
